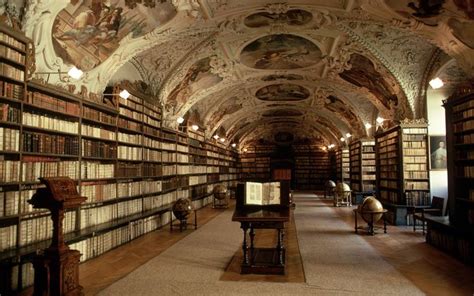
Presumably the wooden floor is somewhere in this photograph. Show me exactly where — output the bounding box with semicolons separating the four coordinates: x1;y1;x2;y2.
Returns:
23;197;474;295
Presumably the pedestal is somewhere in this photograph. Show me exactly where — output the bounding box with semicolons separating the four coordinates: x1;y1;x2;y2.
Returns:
33;249;82;296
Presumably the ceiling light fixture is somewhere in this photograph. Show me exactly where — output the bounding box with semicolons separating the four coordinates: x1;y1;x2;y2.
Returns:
346;133;352;138
365;123;372;129
429;77;444;89
220;138;225;143
231;143;236;148
177;117;185;124
67;66;83;80
191;124;199;131
213;135;219;140
119;89;130;99
376;117;384;124
340;137;345;142
243;148;248;152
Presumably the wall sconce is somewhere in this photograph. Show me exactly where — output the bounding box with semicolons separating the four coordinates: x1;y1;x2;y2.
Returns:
219;138;225;143
340;137;345;142
365;123;372;129
213;135;219;140
177;117;185;124
35;66;84;83
231;143;236;148
191;124;199;131
345;133;351;138
376;117;384;124
243;148;248;152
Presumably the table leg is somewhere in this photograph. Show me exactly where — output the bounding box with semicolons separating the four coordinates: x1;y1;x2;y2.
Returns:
383;214;387;234
369;213;374;235
249;227;255;250
354;211;358;234
194;210;197;229
277;228;284;265
242;227;249;265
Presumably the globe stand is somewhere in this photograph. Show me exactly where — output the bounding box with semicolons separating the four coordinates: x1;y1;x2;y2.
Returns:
213;195;229;209
353;209;388;235
170;210;197;232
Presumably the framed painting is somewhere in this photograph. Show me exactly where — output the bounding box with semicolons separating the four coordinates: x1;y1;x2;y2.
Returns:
429;135;447;170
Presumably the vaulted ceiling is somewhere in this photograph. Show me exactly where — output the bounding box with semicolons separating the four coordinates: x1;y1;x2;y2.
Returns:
10;0;474;148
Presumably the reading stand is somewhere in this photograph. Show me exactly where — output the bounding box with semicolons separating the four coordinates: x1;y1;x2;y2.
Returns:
232;181;290;275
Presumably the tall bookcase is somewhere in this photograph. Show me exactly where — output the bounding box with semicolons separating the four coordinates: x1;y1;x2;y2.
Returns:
435;85;474;265
0;26;239;292
294;144;330;191
238;145;272;181
375;119;430;225
349;139;376;193
335;148;349;183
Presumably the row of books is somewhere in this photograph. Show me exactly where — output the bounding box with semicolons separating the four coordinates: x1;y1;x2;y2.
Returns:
0;80;23;100
380;171;397;179
377;131;398;143
380;190;398;203
0;62;24;81
456;150;474;160
23;132;80;155
116;162;140;178
82;124;116;140
119;96;142;110
456;133;474;144
143;113;160;127
380;179;398;189
362;159;376;166
143;148;161;162
82;139;117;158
118;117;141;132
82;182;117;203
189;175;207;185
362;146;375;153
402;134;426;141
19;211;76;247
453;99;474;113
117;146;142;160
405;191;431;206
144;136;161;149
404;156;427;164
379;151;397;159
0;127;19;151
0;31;26;51
22;112;79;133
177;144;188;153
70;212;171;263
83;105;117;125
379;144;397;153
142;101;161;117
405;181;429;190
162;141;175;151
379;164;398;171
403;128;428;134
80;199;143;229
403;148;427;156
454;119;474;132
22;159;78;182
0;160;20;182
26;90;80;116
0;224;17;251
0;102;20;123
117;181;142;198
404;163;428;171
0;190;19;216
459;166;474;178
404;171;429;179
81;162;114;179
118;132;141;144
142;163;162;176
403;141;426;148
119;106;142;121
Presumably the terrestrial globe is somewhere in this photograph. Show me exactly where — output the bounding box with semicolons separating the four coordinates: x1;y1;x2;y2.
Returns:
325;180;336;190
335;182;351;196
213;184;229;200
358;196;384;223
172;198;193;220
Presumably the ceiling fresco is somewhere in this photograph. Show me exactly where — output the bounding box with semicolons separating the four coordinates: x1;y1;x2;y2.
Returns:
244;9;313;28
256;84;310;101
240;34;323;70
12;0;474;147
52;0;176;71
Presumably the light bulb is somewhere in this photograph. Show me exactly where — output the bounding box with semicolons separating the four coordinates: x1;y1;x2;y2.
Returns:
191;124;199;131
119;89;130;99
213;135;219;140
346;133;352;138
67;66;83;80
231;143;236;148
365;123;372;129
340;137;345;142
429;77;444;89
220;138;225;142
176;117;184;124
376;117;384;124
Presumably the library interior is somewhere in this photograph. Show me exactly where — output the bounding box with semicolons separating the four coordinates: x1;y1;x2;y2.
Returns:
0;0;474;295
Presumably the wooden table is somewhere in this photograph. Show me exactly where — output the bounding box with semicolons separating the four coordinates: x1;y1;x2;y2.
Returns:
353;208;388;235
232;206;290;275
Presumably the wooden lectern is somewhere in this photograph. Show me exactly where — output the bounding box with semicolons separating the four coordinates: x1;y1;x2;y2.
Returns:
28;177;86;296
232;181;290;275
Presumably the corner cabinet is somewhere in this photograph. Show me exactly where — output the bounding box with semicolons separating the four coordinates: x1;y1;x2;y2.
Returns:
375;119;430;225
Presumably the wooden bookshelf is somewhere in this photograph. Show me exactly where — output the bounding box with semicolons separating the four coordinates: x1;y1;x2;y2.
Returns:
375;119;430;225
0;75;239;295
432;85;474;265
335;148;349;183
349;139;376;193
294;144;330;191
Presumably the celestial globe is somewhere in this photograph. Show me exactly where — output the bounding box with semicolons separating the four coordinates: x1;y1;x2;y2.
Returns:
359;196;384;223
172;198;193;220
335;182;351;196
325;180;336;190
213;184;229;200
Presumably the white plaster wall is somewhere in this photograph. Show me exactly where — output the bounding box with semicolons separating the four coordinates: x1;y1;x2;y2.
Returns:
426;88;448;199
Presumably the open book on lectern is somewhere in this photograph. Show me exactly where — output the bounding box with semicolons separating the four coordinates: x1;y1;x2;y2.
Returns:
244;181;281;206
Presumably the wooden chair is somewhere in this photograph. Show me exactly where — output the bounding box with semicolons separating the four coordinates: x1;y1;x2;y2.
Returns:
413;196;447;235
